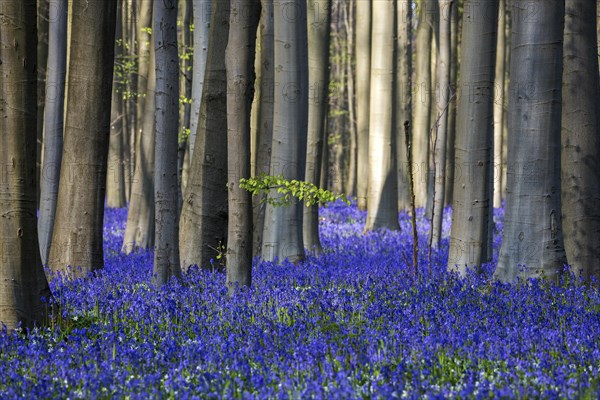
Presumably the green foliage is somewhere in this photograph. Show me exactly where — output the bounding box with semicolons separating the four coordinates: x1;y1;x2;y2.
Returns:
239;174;350;207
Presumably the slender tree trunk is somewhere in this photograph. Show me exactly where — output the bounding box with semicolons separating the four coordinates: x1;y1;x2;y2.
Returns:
179;0;229;271
252;0;275;257
355;0;371;210
136;0;153;145
189;0;212;162
493;0;507;209
561;0;600;282
343;0;357;197
448;0;497;274
495;0;566;283
153;0;183;286
430;0;452;248
365;0;399;231
396;0;412;211
443;1;458;206
225;0;260;290
38;0;68;266
48;0;117;278
122;42;157;253
0;0;51;330
261;0;308;262
303;0;331;255
413;0;433;208
37;0;50;207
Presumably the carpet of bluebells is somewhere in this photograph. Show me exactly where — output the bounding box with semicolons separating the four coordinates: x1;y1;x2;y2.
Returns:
1;201;600;398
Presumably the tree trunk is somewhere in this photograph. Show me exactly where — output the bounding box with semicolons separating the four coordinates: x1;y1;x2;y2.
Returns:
443;1;458;206
179;0;229;271
303;0;331;255
189;0;212;162
430;0;452;248
355;0;371;210
252;0;275;257
493;0;507;209
413;0;433;208
261;0;308;262
561;0;600;282
48;0;117;278
153;0;183;286
448;0;497;274
364;0;399;231
0;0;51;330
495;0;566;283
396;0;412;211
38;0;68;266
122;41;157;253
343;0;357;197
136;0;153;146
225;0;260;290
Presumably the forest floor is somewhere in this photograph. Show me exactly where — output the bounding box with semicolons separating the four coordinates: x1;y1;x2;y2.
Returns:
1;201;599;398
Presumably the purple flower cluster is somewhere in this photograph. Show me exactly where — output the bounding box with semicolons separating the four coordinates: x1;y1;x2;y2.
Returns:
1;202;599;398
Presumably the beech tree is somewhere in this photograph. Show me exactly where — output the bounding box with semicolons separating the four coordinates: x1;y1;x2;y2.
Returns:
495;0;567;283
0;0;51;329
48;0;117;278
561;0;600;282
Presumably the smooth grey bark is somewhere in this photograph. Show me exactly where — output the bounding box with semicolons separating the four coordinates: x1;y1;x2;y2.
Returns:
355;0;371;210
225;0;260;290
448;0;497;274
303;0;331;255
443;1;458;206
561;0;600;282
189;0;212;162
430;0;452;248
122;41;157;254
38;0;68;266
252;0;275;256
364;0;399;231
179;0;229;272
413;0;433;208
0;0;51;330
396;0;412;211
261;0;308;262
48;0;117;278
495;0;566;283
153;0;183;286
106;6;127;209
493;0;507;209
136;0;153;142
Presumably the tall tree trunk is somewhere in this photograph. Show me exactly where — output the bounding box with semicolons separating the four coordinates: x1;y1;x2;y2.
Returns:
261;0;308;262
122;41;157;253
355;0;371;210
448;0;497;274
179;0;229;271
396;0;412;211
561;0;600;282
225;0;260;290
413;0;433;208
343;0;357;197
48;0;117;278
252;0;275;257
0;0;51;330
136;0;153;146
153;0;183;286
430;0;452;248
37;0;50;208
364;0;399;231
189;0;212;162
493;0;507;209
303;0;331;255
495;0;566;283
39;0;68;266
443;1;458;206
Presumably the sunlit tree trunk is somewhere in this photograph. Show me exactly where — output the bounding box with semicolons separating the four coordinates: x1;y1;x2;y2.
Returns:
303;0;331;255
365;0;399;231
495;0;566;283
225;0;260;290
443;1;458;206
48;0;117;278
39;0;68;266
261;0;308;262
153;0;183;286
493;0;507;209
561;0;600;282
0;0;51;330
448;0;497;274
355;0;371;210
179;0;229;271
